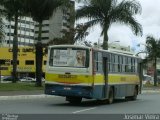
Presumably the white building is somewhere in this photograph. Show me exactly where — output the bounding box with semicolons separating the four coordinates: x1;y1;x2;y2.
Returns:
2;16;35;47
1;1;75;47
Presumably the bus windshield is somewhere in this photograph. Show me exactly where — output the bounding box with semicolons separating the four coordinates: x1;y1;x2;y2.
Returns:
49;47;89;68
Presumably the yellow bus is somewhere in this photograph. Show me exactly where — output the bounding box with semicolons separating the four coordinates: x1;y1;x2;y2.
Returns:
45;45;143;104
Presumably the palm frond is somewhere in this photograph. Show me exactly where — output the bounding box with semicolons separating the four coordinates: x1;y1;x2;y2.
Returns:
109;0;143;36
146;35;160;59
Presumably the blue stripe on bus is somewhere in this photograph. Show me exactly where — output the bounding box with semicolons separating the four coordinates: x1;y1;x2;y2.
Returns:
45;84;93;99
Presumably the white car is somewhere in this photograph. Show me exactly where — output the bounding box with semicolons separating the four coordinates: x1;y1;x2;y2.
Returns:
143;75;154;85
34;77;45;82
20;77;35;82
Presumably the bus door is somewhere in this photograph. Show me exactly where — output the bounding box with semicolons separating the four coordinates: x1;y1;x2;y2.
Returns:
103;57;108;98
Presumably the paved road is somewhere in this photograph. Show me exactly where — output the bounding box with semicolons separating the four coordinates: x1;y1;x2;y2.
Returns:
0;93;160;114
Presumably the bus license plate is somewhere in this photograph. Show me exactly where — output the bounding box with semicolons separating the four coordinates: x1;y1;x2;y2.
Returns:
58;75;76;78
64;87;71;90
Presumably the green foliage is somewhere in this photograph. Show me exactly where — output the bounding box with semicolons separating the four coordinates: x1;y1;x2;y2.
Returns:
145;35;160;86
0;0;27;20
25;0;71;87
146;35;160;59
76;0;142;49
0;83;44;91
0;18;4;41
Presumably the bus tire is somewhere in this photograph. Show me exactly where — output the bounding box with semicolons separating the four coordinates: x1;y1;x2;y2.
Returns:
107;88;114;104
130;87;138;100
66;96;82;104
125;87;138;101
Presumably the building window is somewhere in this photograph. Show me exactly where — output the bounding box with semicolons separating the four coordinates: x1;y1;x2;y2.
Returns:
44;61;47;65
25;60;34;65
35;30;49;33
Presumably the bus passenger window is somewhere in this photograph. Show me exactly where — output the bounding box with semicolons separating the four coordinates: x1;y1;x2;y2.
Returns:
125;65;129;72
94;52;103;73
118;64;121;72
49;49;54;66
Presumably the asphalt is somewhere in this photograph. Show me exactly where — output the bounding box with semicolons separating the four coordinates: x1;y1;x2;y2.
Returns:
0;87;159;100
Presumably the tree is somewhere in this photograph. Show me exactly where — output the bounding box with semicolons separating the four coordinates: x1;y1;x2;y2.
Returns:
76;0;143;49
0;17;5;44
0;0;27;83
145;35;160;86
26;0;71;86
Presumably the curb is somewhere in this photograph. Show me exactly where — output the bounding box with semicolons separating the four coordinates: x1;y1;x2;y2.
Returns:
0;94;56;100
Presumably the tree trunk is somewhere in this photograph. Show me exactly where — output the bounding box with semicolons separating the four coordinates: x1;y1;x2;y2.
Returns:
35;42;43;87
35;21;43;87
12;13;19;83
154;57;157;86
103;27;109;50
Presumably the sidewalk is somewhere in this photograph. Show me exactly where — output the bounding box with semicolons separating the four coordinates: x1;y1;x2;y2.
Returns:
0;90;55;100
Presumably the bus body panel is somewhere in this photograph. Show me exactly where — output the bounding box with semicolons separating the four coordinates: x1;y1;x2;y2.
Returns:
91;73;139;99
45;45;142;101
45;46;94;99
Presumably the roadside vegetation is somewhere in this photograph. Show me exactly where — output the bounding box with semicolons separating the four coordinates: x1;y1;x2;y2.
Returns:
143;82;160;87
145;35;160;86
0;83;44;91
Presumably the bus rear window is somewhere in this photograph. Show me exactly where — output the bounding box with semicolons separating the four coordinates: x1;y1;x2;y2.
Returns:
49;48;89;68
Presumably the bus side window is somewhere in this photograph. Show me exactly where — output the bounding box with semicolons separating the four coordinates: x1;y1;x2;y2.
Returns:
122;56;125;72
135;59;138;73
49;49;54;66
125;57;129;72
108;54;111;72
94;52;103;73
128;57;131;72
118;56;122;72
115;55;118;72
131;58;135;73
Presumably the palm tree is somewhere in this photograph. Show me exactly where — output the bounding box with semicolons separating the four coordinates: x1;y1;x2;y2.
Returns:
0;17;5;44
76;0;143;49
145;35;160;86
0;0;27;83
26;0;71;86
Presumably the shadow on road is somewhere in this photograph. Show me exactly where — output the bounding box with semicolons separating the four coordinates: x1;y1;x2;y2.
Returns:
50;98;141;107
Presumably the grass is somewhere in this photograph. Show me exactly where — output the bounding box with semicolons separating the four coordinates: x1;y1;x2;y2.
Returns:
143;83;160;87
0;82;44;91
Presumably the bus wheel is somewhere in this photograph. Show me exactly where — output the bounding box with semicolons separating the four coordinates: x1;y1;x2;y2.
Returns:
126;87;138;101
66;96;82;104
107;88;114;104
131;87;138;100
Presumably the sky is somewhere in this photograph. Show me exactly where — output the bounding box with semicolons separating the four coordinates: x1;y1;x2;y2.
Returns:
75;0;160;53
